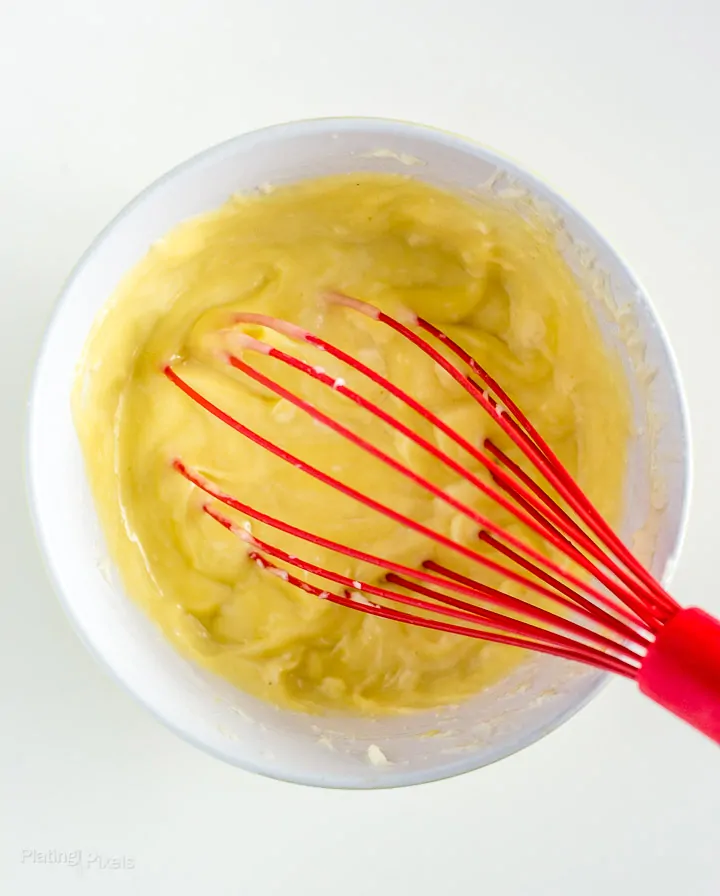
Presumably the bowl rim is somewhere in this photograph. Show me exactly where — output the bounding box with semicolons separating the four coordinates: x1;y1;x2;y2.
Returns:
26;116;693;788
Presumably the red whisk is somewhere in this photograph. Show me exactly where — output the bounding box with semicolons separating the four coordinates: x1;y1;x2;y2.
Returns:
165;293;720;744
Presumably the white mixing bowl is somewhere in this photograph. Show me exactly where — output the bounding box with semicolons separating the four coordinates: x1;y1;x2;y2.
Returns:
27;118;691;787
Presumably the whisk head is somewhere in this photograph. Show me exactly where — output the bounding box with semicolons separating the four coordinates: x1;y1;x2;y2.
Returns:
165;293;680;680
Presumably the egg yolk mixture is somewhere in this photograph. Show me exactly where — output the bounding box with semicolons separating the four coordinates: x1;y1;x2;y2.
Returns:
73;173;631;715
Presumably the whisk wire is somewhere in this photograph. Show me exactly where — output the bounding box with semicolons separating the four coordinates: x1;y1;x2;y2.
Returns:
164;295;677;683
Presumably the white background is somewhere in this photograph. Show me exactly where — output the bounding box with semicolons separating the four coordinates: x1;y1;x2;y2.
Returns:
2;0;719;893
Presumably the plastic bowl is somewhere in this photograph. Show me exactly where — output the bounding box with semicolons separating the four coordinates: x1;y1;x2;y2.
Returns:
27;118;691;788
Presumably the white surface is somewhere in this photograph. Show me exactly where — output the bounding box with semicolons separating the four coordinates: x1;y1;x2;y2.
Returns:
28;117;690;789
2;0;719;891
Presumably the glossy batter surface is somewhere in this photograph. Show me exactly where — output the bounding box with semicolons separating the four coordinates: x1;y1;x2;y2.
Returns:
74;174;631;714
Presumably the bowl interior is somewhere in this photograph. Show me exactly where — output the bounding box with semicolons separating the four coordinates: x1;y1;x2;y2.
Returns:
28;119;690;787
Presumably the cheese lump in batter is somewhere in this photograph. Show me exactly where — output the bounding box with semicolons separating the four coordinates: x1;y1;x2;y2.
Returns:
74;173;631;715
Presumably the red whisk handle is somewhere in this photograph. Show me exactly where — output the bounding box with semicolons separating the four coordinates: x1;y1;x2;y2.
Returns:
638;608;720;744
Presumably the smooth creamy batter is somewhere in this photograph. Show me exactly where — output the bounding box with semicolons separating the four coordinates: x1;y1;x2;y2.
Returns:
74;173;631;715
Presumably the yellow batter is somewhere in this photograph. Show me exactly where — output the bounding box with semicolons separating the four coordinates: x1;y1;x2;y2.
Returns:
73;173;631;715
